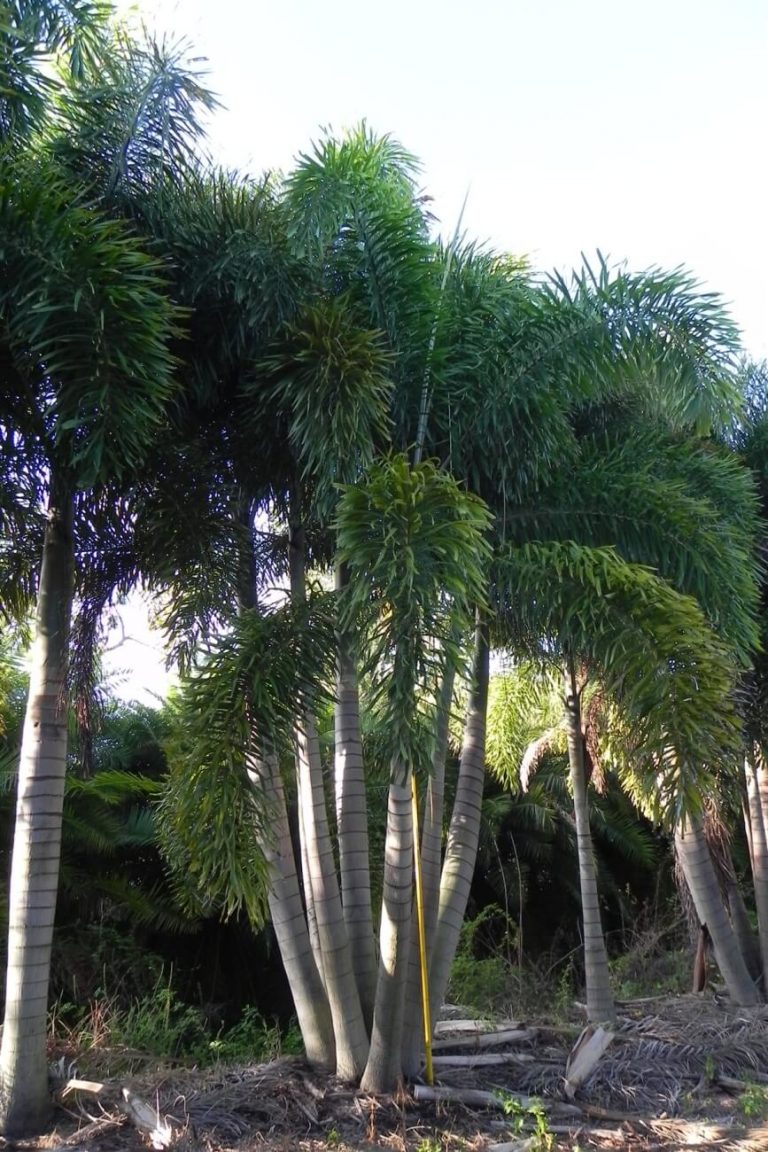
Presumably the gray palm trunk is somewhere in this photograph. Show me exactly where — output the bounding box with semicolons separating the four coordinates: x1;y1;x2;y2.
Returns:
401;660;455;1077
0;481;74;1136
563;658;616;1025
334;566;377;1027
744;751;768;988
675;814;760;1005
421;662;456;952
428;620;489;1027
289;519;369;1080
361;771;413;1092
725;874;762;982
711;817;761;981
245;748;335;1068
297;777;327;988
295;717;370;1078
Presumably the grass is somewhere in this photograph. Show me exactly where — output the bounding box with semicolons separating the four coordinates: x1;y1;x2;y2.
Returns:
446;906;581;1022
446;905;696;1031
739;1083;768;1120
49;972;303;1071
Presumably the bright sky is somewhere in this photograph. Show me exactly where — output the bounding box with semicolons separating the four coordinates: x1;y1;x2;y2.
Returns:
107;0;768;702
122;0;767;356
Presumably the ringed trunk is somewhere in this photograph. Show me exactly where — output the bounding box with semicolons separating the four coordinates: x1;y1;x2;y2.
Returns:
289;516;369;1080
334;564;377;1026
675;814;759;1006
401;659;455;1077
360;770;413;1092
744;751;768;989
563;657;616;1025
246;749;335;1068
428;619;489;1027
0;480;74;1136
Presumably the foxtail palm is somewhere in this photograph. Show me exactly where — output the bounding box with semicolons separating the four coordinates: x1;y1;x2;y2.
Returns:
0;160;178;1131
144;127;760;1080
0;7;215;1127
337;456;491;1090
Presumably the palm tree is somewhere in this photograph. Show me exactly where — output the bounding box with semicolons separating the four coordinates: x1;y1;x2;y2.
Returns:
0;5;217;1130
0;1;110;144
0;161;178;1135
134;127;761;1084
728;361;768;988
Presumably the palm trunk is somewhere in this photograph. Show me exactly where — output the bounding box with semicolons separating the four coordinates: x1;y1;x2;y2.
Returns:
422;661;455;949
334;564;376;1027
428;618;489;1027
246;748;335;1068
401;659;455;1077
675;814;760;1005
744;750;768;988
708;811;762;981
725;874;762;982
289;515;369;1080
235;503;330;1046
360;770;413;1092
0;478;74;1136
297;778;327;988
563;656;616;1025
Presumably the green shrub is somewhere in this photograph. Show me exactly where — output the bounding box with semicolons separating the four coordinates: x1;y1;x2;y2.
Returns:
447;907;513;1014
208;1006;303;1064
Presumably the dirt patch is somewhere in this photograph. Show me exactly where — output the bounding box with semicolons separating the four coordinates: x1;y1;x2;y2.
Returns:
10;993;768;1152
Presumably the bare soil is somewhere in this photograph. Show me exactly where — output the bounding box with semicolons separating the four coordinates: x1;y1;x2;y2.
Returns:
7;993;768;1152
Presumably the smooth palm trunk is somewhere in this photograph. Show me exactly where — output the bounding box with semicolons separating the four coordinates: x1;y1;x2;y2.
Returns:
675;814;759;1005
334;566;377;1027
401;660;454;1077
726;875;762;982
246;750;335;1068
744;752;768;989
297;779;327;988
421;662;455;952
295;719;370;1078
428;620;489;1028
563;658;616;1025
0;482;74;1135
712;819;762;982
289;517;369;1080
361;771;413;1092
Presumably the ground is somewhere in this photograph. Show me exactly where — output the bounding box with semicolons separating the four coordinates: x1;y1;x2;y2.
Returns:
8;993;768;1152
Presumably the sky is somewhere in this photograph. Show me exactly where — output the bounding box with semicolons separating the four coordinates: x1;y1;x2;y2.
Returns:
106;0;768;701
120;0;767;355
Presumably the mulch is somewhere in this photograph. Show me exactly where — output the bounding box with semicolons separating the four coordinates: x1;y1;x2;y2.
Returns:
6;993;768;1152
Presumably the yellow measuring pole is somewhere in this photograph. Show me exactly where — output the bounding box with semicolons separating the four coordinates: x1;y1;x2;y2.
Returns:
411;773;434;1085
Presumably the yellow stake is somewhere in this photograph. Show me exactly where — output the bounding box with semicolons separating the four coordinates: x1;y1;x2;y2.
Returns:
411;773;434;1085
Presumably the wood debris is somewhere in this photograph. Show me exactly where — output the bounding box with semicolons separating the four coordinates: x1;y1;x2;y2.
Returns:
564;1024;614;1098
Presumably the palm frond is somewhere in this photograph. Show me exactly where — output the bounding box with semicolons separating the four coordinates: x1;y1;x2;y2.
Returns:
0;151;180;486
256;296;394;521
494;539;742;823
506;429;761;660
52;23;218;202
156;596;336;922
337;455;491;770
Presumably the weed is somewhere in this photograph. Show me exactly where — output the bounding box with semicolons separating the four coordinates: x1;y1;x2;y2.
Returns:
49;975;304;1070
739;1083;768;1119
493;1091;554;1151
448;907;512;1014
208;1007;303;1064
111;975;209;1062
610;920;689;999
415;1138;442;1152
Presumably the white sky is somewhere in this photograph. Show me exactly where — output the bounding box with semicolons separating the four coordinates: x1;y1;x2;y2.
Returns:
107;0;768;702
122;0;767;356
